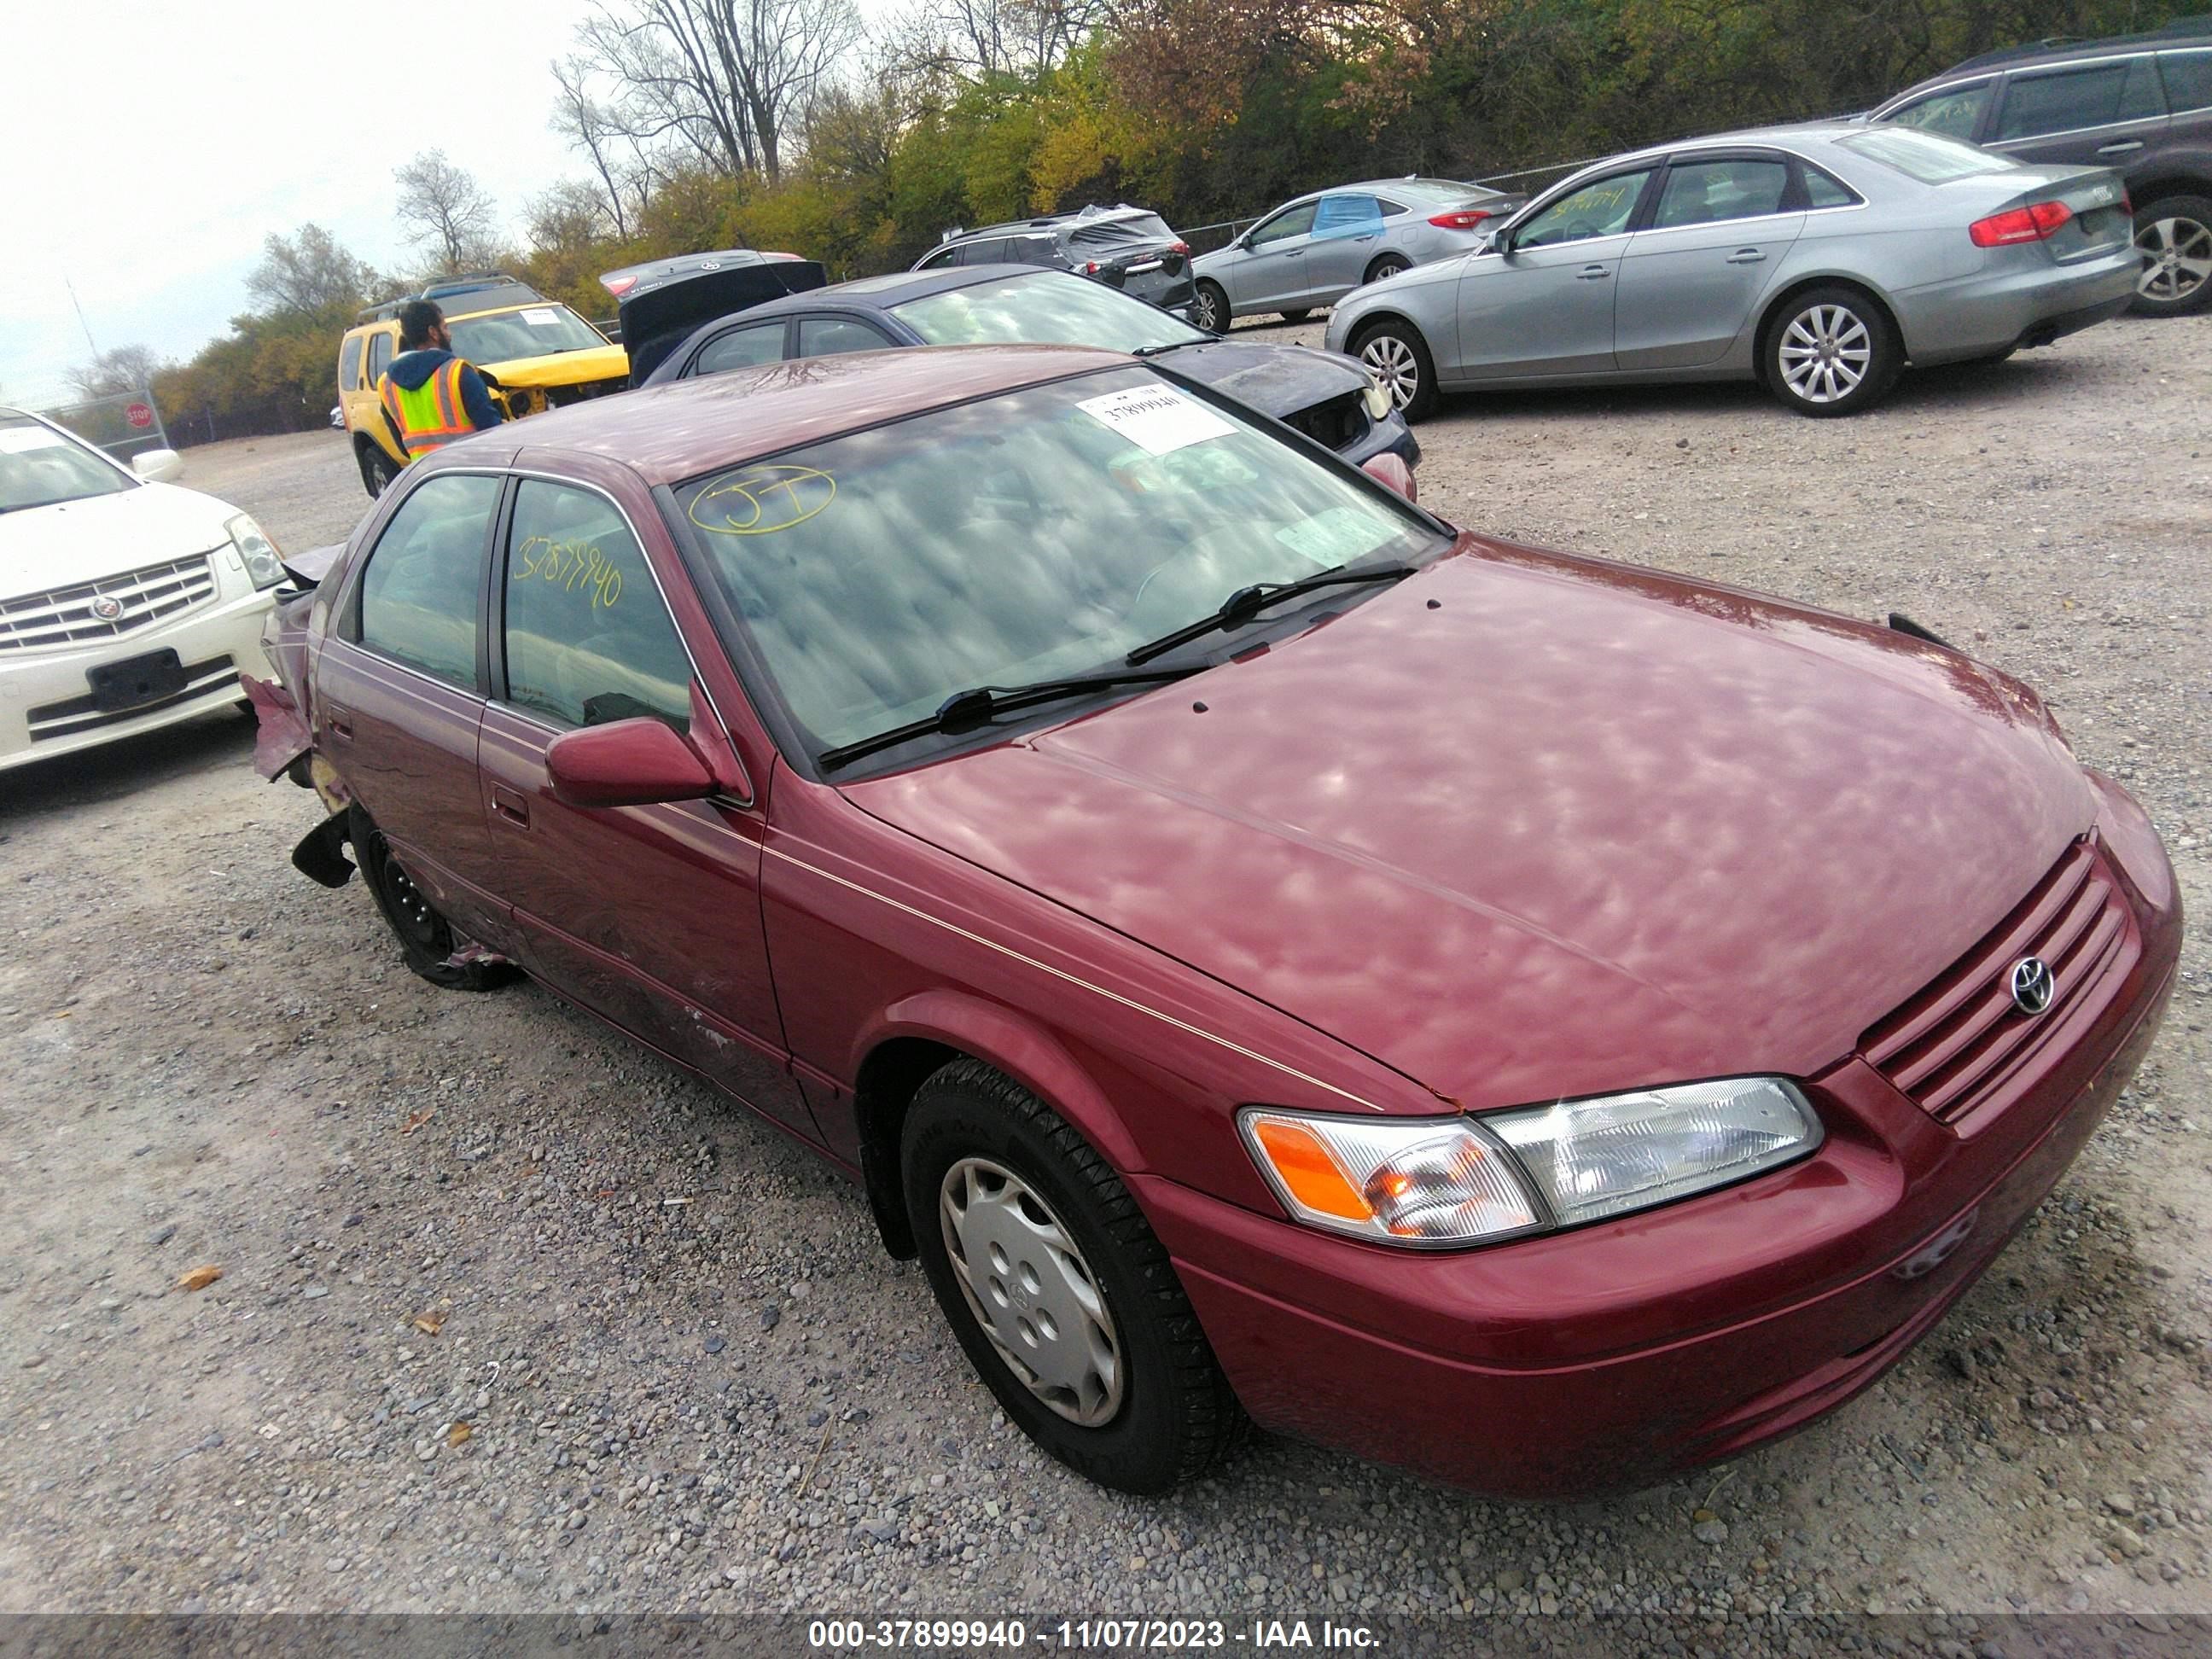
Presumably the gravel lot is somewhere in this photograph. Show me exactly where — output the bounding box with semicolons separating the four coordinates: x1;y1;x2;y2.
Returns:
3;314;2209;1644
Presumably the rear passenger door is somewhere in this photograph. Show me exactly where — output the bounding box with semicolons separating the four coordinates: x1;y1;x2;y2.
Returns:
1986;54;2168;170
691;320;789;377
1307;193;1388;299
317;469;512;948
476;474;815;1137
1615;153;1804;370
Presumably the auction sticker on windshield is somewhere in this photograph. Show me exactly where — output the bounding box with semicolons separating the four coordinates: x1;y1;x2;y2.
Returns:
1078;386;1235;456
522;308;563;327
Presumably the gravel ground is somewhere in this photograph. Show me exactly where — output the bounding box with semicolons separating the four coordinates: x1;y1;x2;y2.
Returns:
3;315;2209;1644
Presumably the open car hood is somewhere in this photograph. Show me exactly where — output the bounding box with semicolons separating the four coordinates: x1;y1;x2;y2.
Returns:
614;259;830;385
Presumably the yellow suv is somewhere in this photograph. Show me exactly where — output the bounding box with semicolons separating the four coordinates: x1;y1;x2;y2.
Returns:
336;275;629;496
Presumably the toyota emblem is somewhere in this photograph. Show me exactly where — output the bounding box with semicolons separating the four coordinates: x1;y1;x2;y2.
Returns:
2009;956;2055;1016
90;595;124;621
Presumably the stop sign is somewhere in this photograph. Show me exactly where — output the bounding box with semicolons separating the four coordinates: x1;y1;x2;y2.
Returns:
125;401;154;429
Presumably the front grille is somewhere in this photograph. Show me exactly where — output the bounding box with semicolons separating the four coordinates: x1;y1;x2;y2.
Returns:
0;554;218;652
26;653;239;741
1860;839;2136;1126
1283;391;1370;453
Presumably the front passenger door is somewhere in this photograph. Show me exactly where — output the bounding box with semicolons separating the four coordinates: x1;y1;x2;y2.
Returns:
1236;202;1319;311
1455;168;1656;380
476;476;815;1138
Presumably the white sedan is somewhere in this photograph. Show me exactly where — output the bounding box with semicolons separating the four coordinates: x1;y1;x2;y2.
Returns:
1;408;285;772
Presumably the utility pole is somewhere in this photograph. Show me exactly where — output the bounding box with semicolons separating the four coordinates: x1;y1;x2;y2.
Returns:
63;275;103;367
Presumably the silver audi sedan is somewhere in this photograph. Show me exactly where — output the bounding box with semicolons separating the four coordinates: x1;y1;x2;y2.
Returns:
1191;178;1516;333
1325;124;2139;419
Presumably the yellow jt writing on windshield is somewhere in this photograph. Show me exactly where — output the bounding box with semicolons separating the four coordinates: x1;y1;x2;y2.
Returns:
689;465;836;536
516;536;623;609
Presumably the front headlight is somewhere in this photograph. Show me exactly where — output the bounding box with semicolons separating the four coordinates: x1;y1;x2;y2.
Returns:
1360;376;1394;422
1241;1077;1820;1249
228;513;285;590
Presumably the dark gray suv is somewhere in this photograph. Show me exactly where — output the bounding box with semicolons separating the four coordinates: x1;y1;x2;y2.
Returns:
1870;17;2212;315
914;205;1196;317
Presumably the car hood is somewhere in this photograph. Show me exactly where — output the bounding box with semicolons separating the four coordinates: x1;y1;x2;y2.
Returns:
480;343;632;389
0;480;236;600
1165;341;1368;416
841;537;2094;1112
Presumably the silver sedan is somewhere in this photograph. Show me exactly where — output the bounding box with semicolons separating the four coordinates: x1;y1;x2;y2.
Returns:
1191;178;1515;333
1325;124;2140;418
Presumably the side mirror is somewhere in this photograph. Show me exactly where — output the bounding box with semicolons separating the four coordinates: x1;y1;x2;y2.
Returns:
1360;452;1417;504
545;718;718;809
131;449;183;483
1473;229;1501;255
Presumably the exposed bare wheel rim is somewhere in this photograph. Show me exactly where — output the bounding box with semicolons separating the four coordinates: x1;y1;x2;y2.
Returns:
1778;303;1872;405
940;1156;1125;1427
2137;213;2212;304
1359;333;1421;410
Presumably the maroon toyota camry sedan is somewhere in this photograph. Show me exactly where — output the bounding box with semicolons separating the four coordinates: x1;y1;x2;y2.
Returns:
248;345;2178;1499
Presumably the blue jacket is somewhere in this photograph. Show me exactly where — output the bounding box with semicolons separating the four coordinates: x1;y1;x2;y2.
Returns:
384;347;504;430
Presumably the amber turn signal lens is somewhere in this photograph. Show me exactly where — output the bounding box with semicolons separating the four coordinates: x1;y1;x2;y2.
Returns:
1248;1118;1374;1221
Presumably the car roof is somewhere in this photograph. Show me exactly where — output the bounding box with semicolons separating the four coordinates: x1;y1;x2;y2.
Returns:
1551;122;1873;178
709;263;1058;325
1942;14;2209;75
481;343;1127;486
944;204;1160;242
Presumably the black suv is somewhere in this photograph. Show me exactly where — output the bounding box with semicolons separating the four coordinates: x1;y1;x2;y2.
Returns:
1869;15;2212;314
913;205;1196;317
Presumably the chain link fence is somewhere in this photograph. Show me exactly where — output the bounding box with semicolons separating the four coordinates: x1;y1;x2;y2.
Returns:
39;389;172;464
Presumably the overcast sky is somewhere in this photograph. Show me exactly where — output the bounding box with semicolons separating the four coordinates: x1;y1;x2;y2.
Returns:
0;0;619;406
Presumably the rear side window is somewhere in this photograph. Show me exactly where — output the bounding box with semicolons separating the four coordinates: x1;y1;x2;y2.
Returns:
2161;49;2212;113
338;335;364;392
501;480;692;732
356;472;501;689
1801;164;1860;208
1885;80;1993;138
958;238;1013;265
366;331;394;382
1994;56;2164;139
1651;158;1790;227
797;317;893;358
695;323;786;376
1838;127;2021;182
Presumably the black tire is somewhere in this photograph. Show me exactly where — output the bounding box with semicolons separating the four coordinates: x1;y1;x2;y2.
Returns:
1349;317;1440;422
1279;308;1312;323
2130;194;2212;317
357;441;399;499
1364;253;1411;285
1193;281;1231;335
901;1058;1245;1495
349;806;504;991
1763;284;1902;417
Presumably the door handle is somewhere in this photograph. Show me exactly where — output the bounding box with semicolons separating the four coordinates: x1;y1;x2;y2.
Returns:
1726;248;1767;264
1577;264;1610;280
491;784;530;829
2096;140;2144;154
324;707;353;740
1284;249;1304;258
1353;234;1377;242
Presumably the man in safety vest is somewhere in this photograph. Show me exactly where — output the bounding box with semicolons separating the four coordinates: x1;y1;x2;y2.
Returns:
376;300;504;462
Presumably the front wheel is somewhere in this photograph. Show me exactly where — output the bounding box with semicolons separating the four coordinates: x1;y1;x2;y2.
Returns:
1279;308;1312;323
357;442;399;498
1351;318;1439;422
2131;195;2212;316
350;806;504;991
1765;286;1901;416
901;1058;1244;1494
1193;281;1230;335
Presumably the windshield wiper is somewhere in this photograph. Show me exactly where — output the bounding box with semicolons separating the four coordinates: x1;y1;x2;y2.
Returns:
1124;562;1416;667
1131;338;1208;358
818;665;1205;771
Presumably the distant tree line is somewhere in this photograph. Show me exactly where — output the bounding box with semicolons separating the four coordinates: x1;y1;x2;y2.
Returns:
130;0;2180;445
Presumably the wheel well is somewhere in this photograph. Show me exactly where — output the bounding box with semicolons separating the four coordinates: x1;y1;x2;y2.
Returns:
1345;309;1425;350
1754;277;1904;381
1362;253;1408;283
853;1037;963;1259
2129;177;2212;209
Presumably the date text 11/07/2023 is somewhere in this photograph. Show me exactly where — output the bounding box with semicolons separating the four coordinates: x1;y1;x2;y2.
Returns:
806;1621;1382;1650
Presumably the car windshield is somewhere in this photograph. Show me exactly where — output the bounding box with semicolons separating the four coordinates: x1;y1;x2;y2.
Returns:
893;272;1208;352
1836;127;2021;183
672;365;1441;762
448;305;607;364
0;415;132;515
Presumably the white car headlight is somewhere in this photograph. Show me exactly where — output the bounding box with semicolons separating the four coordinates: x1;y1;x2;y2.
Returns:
228;513;285;590
1241;1077;1820;1249
1360;376;1394;422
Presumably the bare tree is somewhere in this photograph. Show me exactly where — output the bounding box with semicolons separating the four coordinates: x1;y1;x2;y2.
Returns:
66;345;166;399
393;151;503;275
570;0;866;184
525;179;623;253
551;56;643;239
886;0;1101;79
247;224;379;316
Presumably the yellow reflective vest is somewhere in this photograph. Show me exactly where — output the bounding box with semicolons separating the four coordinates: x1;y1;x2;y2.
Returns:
377;358;480;458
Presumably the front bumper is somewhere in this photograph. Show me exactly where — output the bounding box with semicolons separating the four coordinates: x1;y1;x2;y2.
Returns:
1895;246;2139;364
0;567;278;771
1135;811;2180;1499
1339;409;1421;472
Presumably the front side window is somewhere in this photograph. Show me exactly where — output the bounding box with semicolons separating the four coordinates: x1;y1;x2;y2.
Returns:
446;305;608;364
1885;80;1993;139
1249;203;1317;248
1514;170;1654;247
0;414;131;513
1650;158;1790;228
695;323;787;376
1994;56;2163;139
672;368;1442;763
893;271;1207;352
797;317;894;358
1838;126;2022;183
501;480;691;732
355;472;501;689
